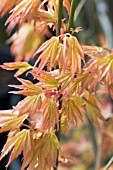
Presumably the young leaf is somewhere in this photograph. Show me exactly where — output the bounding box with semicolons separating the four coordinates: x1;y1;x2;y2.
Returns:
14;95;42;116
32;132;61;170
64;98;83;126
0;110;28;132
34;36;59;72
0;129;31;165
31;70;60;90
83;91;104;126
9;78;44;96
35;99;59;131
6;0;40;24
6;129;32;168
7;23;42;61
1;62;32;77
0;0;21;17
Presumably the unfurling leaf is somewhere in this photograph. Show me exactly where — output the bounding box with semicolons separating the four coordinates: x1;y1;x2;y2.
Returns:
34;34;84;79
63;0;71;14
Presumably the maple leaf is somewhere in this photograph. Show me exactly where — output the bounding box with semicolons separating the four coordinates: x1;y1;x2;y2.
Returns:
35;98;59;131
13;95;42;116
0;110;28;132
31;70;60;90
34;34;84;79
82;45;111;57
0;0;21;17
0;62;32;77
9;78;44;96
63;98;83;127
60;111;69;134
34;36;59;71
37;8;56;23
5;0;40;24
83;91;104;126
83;53;113;93
0;129;32;168
7;23;42;61
62;78;80;99
26;132;61;170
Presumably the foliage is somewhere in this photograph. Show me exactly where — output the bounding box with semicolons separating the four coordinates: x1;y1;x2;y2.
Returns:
0;0;113;170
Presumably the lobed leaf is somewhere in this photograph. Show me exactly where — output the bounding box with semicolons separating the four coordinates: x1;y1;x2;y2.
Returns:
64;98;83;126
36;99;60;131
0;110;28;132
31;70;60;90
9;78;44;96
0;129;31;165
6;0;40;24
83;91;104;126
1;62;32;77
14;95;42;116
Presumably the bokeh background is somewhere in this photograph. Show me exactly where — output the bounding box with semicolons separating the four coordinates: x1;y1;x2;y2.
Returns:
0;0;113;170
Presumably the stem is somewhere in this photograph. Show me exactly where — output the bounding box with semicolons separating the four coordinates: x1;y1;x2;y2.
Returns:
87;117;99;170
67;0;77;33
57;0;63;36
54;1;63;170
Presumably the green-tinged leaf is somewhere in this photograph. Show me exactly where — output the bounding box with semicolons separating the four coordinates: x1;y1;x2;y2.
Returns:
34;36;59;72
84;91;104;126
6;129;32;168
35;36;58;54
14;95;42;115
32;132;61;170
0;129;31;163
60;111;69;134
0;62;32;77
37;99;59;131
0;110;18;127
64;98;83;126
32;70;59;90
58;73;71;92
9;78;44;96
63;79;80;99
21;148;34;170
0;112;28;132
